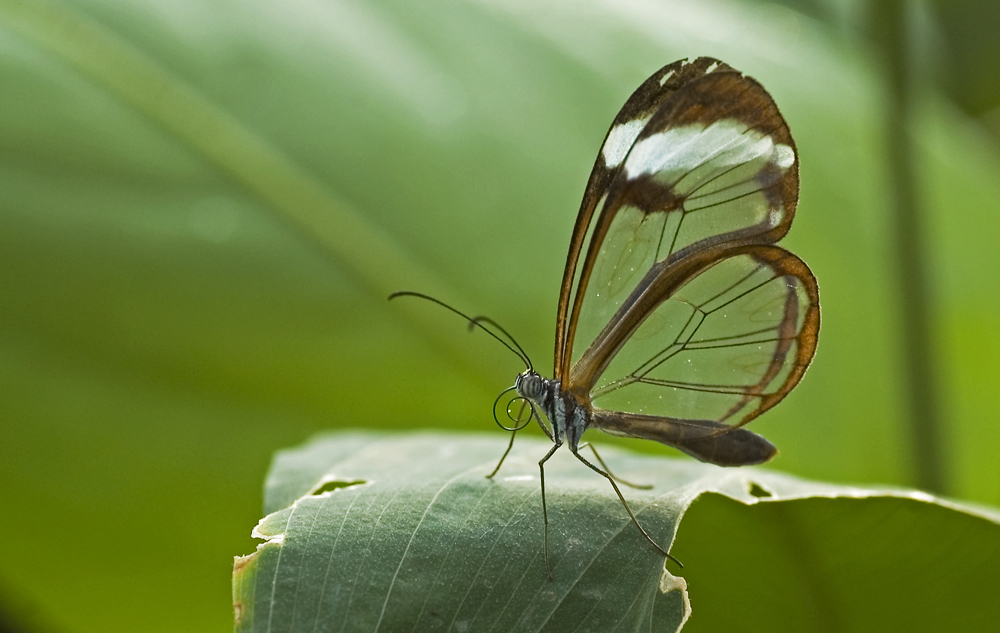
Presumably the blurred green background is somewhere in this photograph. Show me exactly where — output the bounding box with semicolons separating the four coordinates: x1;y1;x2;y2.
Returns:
1;0;998;631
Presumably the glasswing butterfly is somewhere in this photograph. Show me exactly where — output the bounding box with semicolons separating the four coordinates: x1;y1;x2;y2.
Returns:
392;56;819;577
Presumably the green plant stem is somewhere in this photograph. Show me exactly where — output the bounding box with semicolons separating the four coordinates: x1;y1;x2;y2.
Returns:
871;0;947;493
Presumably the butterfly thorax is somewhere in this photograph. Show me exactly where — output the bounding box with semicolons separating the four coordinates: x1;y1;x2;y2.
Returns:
515;370;589;450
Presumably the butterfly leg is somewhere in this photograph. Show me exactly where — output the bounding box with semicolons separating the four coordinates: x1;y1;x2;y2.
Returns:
538;442;562;581
486;429;517;479
488;399;552;479
569;446;682;568
577;442;653;490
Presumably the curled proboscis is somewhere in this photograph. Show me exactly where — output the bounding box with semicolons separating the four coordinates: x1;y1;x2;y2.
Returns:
492;386;535;432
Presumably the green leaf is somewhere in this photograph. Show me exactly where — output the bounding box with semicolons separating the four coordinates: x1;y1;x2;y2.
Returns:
234;432;1000;632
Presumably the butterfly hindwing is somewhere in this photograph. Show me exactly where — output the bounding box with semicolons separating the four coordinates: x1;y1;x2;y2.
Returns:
582;244;819;464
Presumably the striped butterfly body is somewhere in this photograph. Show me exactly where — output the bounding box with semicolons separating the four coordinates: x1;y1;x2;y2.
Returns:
393;57;819;576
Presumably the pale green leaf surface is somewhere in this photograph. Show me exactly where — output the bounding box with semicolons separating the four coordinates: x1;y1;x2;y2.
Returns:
235;432;1000;632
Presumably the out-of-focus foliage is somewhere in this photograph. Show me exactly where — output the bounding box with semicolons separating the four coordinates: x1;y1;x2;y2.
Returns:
0;0;998;631
921;0;1000;119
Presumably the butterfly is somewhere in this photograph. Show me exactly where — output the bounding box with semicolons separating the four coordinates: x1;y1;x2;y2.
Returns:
392;56;819;577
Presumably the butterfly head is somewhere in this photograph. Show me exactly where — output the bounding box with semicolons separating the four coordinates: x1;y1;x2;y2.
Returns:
491;370;544;433
514;369;546;403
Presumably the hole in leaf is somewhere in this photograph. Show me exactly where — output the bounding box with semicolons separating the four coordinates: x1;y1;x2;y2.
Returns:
310;479;367;495
748;482;773;498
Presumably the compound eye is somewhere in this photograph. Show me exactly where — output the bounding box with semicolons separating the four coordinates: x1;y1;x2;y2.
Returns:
523;375;542;399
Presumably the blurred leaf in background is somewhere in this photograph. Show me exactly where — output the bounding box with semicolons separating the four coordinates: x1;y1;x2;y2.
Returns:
0;0;998;631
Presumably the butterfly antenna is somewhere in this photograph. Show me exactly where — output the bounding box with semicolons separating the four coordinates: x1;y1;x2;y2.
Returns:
389;291;532;368
468;315;533;370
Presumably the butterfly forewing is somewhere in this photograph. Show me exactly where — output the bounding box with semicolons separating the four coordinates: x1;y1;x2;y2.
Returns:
559;63;800;383
587;246;819;430
555;57;741;381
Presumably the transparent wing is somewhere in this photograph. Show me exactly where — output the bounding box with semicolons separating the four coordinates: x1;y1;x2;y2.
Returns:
582;246;818;430
555;57;744;380
557;60;800;381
